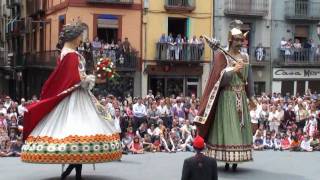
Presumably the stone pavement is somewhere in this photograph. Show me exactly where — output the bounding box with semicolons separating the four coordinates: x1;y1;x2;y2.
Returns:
0;151;319;180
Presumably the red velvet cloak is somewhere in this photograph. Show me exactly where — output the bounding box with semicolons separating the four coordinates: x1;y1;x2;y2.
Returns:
23;53;81;140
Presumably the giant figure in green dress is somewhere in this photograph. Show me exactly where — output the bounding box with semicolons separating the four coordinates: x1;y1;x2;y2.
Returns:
195;20;255;171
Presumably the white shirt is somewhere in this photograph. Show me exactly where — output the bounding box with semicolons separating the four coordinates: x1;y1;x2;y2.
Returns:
133;103;147;118
250;110;258;124
114;116;121;133
18;104;27;116
157;105;169;117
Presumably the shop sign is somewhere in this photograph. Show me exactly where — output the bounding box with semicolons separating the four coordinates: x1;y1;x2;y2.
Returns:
273;68;320;79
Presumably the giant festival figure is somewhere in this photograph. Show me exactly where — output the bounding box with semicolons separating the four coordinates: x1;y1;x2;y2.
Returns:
195;20;256;171
20;20;122;180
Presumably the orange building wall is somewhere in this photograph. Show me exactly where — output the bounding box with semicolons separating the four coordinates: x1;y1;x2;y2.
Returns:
45;6;141;56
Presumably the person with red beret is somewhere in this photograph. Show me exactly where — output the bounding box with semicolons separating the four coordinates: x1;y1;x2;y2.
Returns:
181;135;218;180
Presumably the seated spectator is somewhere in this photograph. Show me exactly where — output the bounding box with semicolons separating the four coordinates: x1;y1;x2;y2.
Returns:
290;135;301;151
130;136;144;154
142;134;153;152
281;134;291;150
300;134;313;152
253;130;264;150
160;128;175;153
263;133;273;149
122;127;134;154
273;133;282;151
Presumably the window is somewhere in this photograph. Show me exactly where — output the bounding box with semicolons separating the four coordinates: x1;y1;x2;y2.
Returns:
58;15;65;34
254;82;266;96
309;81;320;93
281;81;294;96
96;14;119;43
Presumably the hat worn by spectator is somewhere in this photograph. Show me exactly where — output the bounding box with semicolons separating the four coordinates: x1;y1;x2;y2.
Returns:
193;135;205;150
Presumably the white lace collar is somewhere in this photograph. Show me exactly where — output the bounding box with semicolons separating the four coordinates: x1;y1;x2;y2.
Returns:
60;47;77;61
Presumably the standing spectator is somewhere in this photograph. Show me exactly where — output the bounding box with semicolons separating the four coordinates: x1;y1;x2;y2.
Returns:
293;38;302;61
3;96;12;110
280;37;287;58
157;100;169;127
114;107;122;134
255;43;265;61
0;103;7;115
17;98;27;117
132;97;147;132
250;104;259;135
188;103;198;124
304;114;318;137
268;106;279;133
122;37;132;53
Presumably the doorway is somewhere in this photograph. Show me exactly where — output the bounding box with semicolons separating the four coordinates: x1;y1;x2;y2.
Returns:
168;17;188;38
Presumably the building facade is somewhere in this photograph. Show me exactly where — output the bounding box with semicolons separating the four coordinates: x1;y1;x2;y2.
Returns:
214;0;272;96
142;0;213;98
270;0;320;96
24;0;142;98
214;0;320;96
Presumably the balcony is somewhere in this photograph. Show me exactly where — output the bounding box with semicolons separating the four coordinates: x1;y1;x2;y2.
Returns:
224;0;269;17
285;1;320;21
6;0;21;8
24;51;58;69
89;49;137;71
248;46;271;66
156;42;204;63
276;48;320;66
86;0;133;4
164;0;195;12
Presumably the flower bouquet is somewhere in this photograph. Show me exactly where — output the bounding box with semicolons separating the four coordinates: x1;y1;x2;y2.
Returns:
95;58;117;83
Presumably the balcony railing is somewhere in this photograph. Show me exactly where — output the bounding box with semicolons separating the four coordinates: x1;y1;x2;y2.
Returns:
87;49;137;71
248;46;271;66
278;48;320;65
156;42;204;62
285;1;320;20
86;0;134;4
224;0;269;17
24;51;58;69
164;0;195;12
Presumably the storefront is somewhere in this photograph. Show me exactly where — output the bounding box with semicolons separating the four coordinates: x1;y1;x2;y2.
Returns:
145;64;203;97
272;68;320;95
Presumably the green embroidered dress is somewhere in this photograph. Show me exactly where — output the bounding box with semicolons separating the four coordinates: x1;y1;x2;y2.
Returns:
206;60;253;163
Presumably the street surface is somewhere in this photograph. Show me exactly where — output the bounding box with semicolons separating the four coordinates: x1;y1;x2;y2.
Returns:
0;151;319;180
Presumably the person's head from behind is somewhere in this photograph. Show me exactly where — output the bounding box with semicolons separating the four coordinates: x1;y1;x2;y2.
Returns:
193;135;205;153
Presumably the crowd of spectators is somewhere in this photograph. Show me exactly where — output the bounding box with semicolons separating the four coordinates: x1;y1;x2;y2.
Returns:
1;88;320;157
157;33;205;61
76;37;138;72
280;37;320;62
251;90;320;152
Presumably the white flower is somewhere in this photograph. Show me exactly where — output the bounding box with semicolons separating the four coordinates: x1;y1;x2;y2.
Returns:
82;145;91;152
97;67;100;70
102;67;106;70
103;144;109;151
93;144;101;152
36;145;44;152
22;144;29;151
58;144;67;152
47;145;56;152
70;145;79;152
97;74;101;78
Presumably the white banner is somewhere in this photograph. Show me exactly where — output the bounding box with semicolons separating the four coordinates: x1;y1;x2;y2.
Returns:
273;68;320;79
